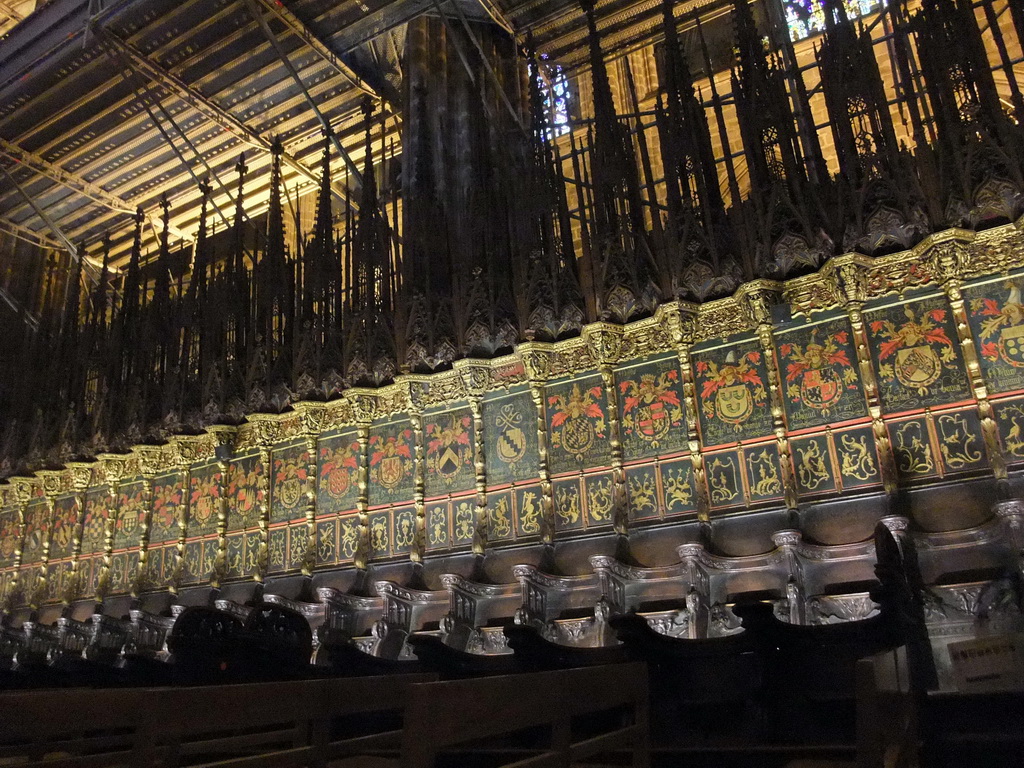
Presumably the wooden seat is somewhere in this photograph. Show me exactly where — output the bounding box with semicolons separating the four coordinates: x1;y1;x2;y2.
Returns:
406;633;520;678
503;623;628;670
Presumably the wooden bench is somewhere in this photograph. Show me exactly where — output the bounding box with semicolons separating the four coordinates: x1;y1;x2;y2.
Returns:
394;662;650;768
0;673;436;767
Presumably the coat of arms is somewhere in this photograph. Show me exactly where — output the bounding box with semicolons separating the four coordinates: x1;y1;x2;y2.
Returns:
973;283;1024;368
426;414;472;485
273;451;309;511
548;383;607;461
780;329;857;414
152;481;182;535
116;488;145;542
319;440;359;500
697;351;766;429
871;306;957;395
0;515;17;561
189;472;221;527
494;402;527;465
369;431;413;491
228;462;263;525
619;369;683;447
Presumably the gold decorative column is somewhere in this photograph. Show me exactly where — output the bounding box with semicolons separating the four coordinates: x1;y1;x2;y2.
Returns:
521;343;556;545
63;462;92;607
583;325;627;535
931;240;1008;484
206;425;237;590
296;402;328;579
247;415;280;585
132;444;165;598
404;378;427;565
742;282;800;516
351;391;376;571
661;302;711;523
3;480;32;615
837;259;899;494
457;360;493;556
33;471;61;611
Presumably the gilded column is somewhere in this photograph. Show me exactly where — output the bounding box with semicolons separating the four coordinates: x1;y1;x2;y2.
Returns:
521;344;556;545
351;391;376;571
3;480;32;615
248;415;280;585
296;402;327;580
405;379;427;565
167;438;193;598
32;471;61;611
662;303;711;523
207;425;237;591
931;241;1008;484
63;462;93;607
457;360;493;556
131;445;164;598
837;260;899;494
742;283;800;517
583;325;627;535
92;456;122;605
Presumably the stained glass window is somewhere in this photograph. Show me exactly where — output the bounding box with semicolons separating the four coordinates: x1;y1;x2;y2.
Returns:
538;59;572;138
784;0;886;41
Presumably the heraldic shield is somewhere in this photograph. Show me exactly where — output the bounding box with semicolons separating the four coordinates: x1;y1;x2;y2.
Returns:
637;401;671;442
800;367;843;411
377;455;404;490
895;345;941;389
716;383;754;425
278;477;302;507
561;416;596;455
1000;324;1024;367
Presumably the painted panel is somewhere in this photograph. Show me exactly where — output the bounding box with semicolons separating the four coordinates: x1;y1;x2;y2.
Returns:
615;356;687;460
553;478;584;532
933;410;987;473
791;435;837;496
188;462;222;538
108;553;134;595
584;473;614;526
392;507;417;555
180;541;202;585
143;546;165;588
267;528;288;574
150;473;184;544
317;430;361;515
706;451;743;510
744;444;784;502
225;533;244;579
50;495;80;561
995;398;1024;463
368;512;390;559
316;519;338;566
451;498;476;546
226;454;263;532
834;427;882;489
626;464;660;521
660;459;696;517
966;275;1024;393
488;491;514;542
0;507;22;569
514;485;543;538
82;487;111;557
546;374;612;475
200;540;218;583
426;502;450;551
889;418;938;481
21;499;50;564
113;481;146;551
338;514;360;562
865;295;971;412
367;419;415;507
483;387;539;486
271;442;312;524
693;338;773;447
424;405;475;496
776;316;866;431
